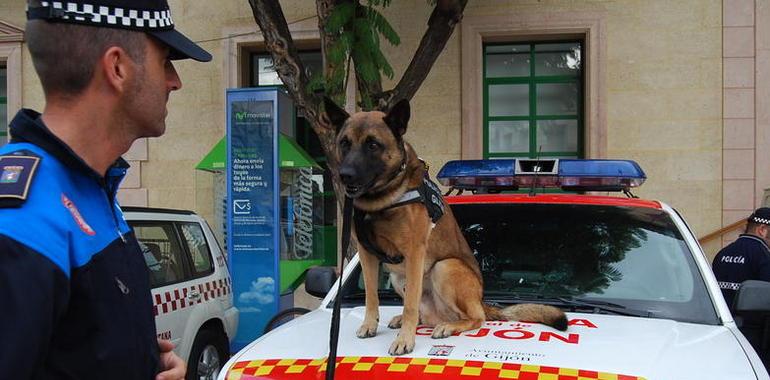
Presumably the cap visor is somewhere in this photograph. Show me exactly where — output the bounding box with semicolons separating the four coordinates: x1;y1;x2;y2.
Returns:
150;29;211;62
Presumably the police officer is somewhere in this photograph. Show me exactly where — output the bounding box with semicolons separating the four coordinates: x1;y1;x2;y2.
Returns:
0;1;211;379
712;207;770;369
713;207;770;308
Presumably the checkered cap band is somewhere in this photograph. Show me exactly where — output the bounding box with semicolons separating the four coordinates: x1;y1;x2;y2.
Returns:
752;216;770;225
35;1;174;30
718;281;741;291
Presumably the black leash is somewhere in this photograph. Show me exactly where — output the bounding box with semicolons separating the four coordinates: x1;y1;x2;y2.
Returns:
325;196;353;379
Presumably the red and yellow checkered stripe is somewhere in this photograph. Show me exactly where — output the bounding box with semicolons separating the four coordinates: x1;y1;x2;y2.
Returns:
226;356;646;380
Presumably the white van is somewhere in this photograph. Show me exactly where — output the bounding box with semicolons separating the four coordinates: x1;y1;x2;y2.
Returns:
123;207;238;380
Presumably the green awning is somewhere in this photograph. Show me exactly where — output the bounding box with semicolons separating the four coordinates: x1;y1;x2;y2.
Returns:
196;134;321;172
278;134;322;169
196;138;226;172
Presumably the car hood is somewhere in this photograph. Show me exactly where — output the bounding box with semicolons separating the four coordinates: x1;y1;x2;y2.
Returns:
221;306;759;380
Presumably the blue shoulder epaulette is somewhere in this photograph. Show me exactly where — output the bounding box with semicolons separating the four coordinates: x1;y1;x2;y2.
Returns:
0;150;41;208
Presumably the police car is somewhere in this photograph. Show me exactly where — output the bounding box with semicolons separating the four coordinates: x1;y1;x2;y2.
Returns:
123;207;238;380
218;159;770;380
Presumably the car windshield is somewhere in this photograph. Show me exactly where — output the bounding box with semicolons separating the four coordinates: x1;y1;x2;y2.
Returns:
339;202;719;325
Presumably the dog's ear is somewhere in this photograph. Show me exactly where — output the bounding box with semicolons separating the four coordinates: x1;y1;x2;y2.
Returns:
384;99;410;139
324;97;349;133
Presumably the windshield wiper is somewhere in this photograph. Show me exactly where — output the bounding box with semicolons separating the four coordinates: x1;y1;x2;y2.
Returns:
341;291;403;301
555;297;653;318
484;293;653;318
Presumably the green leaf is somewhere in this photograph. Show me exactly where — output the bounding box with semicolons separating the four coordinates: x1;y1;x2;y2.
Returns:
340;33;355;54
332;65;344;83
352;18;377;53
346;9;396;82
306;73;326;95
352;48;379;83
360;96;374;111
368;8;400;46
372;48;394;79
325;3;355;34
328;39;349;66
360;62;379;84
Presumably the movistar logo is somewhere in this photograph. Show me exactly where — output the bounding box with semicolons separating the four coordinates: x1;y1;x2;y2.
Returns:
235;111;268;121
235;111;251;121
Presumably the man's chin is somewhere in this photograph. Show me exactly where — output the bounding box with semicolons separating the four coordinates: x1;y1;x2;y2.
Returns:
138;126;166;139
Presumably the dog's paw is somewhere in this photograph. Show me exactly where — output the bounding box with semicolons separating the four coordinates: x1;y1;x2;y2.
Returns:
389;334;415;356
431;323;455;339
356;321;378;338
387;315;403;329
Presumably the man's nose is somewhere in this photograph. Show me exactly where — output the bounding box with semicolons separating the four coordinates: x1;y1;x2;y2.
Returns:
168;62;182;91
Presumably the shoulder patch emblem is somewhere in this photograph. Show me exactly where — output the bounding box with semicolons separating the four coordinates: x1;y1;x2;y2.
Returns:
0;154;41;208
61;193;96;236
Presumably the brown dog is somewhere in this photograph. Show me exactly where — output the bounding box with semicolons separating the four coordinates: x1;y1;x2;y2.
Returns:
325;98;567;356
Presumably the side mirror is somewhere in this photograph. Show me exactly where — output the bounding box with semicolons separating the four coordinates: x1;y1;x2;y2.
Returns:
734;280;770;314
305;266;338;298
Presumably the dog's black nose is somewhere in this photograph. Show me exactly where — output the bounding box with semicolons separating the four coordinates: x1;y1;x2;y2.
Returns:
339;166;356;185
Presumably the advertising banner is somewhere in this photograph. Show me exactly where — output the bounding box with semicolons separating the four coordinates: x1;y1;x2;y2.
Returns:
226;89;280;351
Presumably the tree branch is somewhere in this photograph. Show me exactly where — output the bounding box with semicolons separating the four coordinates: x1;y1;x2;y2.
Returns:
249;0;340;191
375;0;467;111
248;0;319;123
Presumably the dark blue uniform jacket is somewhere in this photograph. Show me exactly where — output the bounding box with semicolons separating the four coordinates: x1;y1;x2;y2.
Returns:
712;233;770;310
0;110;159;379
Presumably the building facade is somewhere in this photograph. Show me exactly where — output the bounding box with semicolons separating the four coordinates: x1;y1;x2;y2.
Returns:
1;0;768;258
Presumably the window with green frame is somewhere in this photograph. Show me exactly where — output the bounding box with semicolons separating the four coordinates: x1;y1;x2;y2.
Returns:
1;65;7;144
483;41;584;159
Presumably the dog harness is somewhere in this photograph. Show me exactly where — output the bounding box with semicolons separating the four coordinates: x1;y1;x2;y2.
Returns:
354;176;446;265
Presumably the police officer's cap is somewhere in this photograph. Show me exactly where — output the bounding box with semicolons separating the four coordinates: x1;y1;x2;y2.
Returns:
26;0;211;62
749;207;770;226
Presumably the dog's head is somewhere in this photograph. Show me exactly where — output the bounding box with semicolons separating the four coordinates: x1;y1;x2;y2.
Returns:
324;97;410;198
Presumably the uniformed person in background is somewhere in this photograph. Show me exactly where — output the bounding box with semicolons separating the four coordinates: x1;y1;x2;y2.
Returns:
0;0;211;379
713;207;770;308
713;207;770;370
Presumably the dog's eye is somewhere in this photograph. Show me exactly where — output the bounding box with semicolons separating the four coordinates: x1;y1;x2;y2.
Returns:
339;138;351;149
367;141;380;151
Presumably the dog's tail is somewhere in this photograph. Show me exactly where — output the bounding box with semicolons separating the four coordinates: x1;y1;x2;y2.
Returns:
483;303;568;331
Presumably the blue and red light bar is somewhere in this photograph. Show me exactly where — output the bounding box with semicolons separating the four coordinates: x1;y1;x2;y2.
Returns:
436;159;646;192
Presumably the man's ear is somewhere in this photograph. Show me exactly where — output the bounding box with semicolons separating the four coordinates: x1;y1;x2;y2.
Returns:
324;97;349;134
100;46;132;94
383;98;410;139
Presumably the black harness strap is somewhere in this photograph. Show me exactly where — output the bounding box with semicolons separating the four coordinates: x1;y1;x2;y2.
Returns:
354;208;404;265
326;196;353;379
354;177;446;265
417;177;446;224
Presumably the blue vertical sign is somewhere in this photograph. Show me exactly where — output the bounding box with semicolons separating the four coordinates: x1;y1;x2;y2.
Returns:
226;88;280;351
